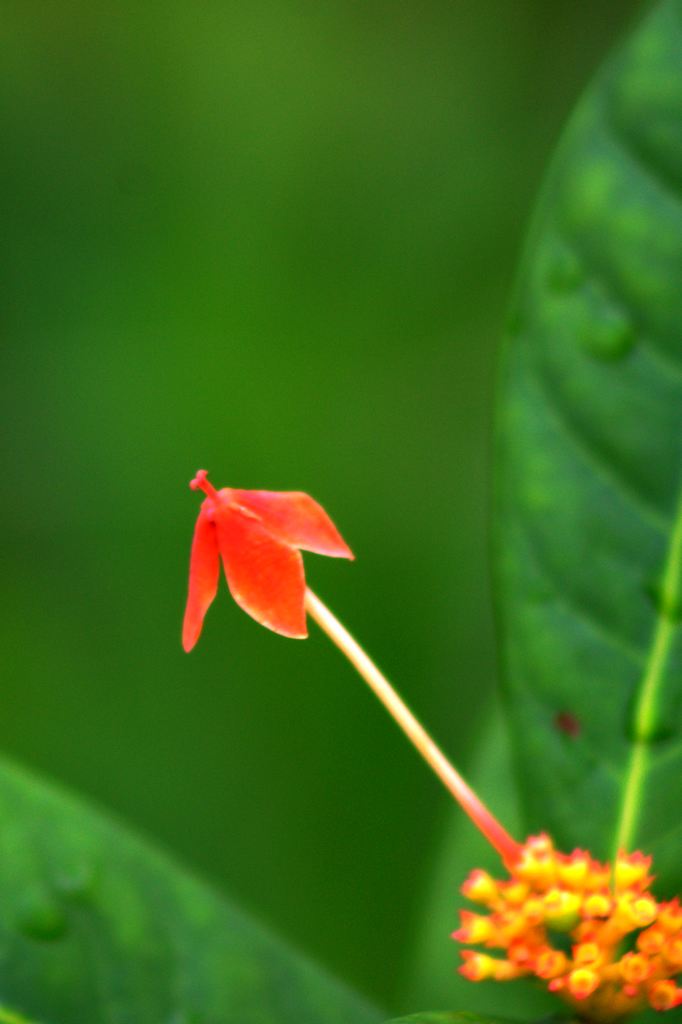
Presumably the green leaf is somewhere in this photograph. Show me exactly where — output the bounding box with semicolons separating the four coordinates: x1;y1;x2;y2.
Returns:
0;757;381;1024
385;1013;522;1024
401;706;553;1018
496;0;682;889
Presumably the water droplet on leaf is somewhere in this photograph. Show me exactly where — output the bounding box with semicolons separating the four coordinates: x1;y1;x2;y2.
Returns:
579;311;635;361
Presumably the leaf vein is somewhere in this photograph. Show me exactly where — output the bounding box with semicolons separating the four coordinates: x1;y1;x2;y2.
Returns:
606;113;682;218
520;517;644;668
646;816;682;855
535;368;670;534
645;740;682;773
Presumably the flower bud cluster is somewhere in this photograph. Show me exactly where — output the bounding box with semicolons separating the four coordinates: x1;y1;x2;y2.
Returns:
454;834;682;1020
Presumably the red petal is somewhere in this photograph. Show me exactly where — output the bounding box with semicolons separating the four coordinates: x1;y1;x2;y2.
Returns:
182;509;220;652
216;506;307;638
231;490;353;559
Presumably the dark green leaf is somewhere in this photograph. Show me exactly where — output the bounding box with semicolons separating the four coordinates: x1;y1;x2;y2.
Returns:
496;0;682;890
0;757;381;1024
385;1012;521;1024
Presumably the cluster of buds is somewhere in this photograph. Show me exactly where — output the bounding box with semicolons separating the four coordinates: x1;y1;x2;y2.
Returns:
454;835;682;1020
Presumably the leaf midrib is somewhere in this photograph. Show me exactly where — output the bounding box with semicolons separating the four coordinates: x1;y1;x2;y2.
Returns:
612;483;682;857
0;1006;43;1024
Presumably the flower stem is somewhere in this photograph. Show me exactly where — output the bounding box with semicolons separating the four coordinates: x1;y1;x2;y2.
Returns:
304;588;520;865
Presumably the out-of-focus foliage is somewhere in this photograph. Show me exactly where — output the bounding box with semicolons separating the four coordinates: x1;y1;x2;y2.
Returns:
0;756;382;1024
496;0;682;892
0;0;641;1010
386;1015;513;1024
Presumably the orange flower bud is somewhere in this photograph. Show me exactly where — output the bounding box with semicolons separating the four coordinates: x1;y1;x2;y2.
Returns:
620;952;651;985
582;892;612;919
659;900;682;934
632;896;659;927
614;851;653;893
515;834;557;888
461;869;498;905
544;888;581;931
451;911;495;945
507;939;537;967
615;893;658;931
573;942;602;968
664;937;682;967
567;967;600;1000
459;951;497;982
649;980;682;1012
536;948;568;979
558;850;591;889
637;925;666;955
522;896;545;926
501;880;530;906
493;959;526;981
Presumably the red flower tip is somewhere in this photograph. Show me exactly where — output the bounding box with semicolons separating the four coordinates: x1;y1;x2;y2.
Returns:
182;471;354;651
190;469;219;499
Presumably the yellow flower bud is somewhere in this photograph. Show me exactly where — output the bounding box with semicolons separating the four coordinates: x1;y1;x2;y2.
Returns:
544;888;581;931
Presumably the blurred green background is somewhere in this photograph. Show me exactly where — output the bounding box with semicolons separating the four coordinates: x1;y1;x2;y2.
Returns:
1;1;642;1014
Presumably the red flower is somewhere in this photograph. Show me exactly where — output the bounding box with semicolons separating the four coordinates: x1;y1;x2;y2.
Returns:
182;470;354;651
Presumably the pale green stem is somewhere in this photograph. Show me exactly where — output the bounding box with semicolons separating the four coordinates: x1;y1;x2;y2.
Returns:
305;588;520;865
